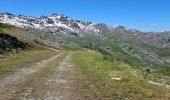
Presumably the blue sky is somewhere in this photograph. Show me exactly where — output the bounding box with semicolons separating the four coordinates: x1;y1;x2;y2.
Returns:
0;0;170;32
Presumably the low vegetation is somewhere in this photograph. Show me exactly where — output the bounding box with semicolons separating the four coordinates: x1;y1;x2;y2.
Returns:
0;33;30;54
73;50;170;99
0;23;12;28
60;45;84;51
0;23;36;43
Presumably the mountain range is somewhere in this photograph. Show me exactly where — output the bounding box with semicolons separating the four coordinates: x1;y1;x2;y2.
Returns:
0;12;101;36
0;12;170;48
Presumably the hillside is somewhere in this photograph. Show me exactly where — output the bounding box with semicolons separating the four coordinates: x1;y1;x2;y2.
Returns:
0;33;29;53
0;23;31;54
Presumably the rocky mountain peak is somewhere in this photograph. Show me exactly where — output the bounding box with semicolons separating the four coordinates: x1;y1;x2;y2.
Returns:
94;23;114;32
75;20;93;26
0;12;14;16
114;25;126;30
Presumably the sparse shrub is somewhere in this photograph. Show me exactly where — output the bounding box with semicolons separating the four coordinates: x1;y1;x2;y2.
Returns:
103;54;113;62
0;23;11;28
0;29;3;33
61;45;83;51
0;33;30;54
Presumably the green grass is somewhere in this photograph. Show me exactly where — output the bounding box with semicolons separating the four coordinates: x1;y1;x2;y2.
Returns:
156;47;170;57
155;68;170;76
0;29;3;33
67;35;151;69
97;41;150;68
0;23;12;28
0;47;57;76
65;31;170;69
72;51;170;99
0;23;36;43
60;45;84;51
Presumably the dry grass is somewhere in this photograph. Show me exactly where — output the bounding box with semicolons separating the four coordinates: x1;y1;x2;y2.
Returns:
1;26;36;43
0;47;57;77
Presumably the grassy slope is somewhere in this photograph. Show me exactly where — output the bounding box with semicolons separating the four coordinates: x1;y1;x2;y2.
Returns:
0;23;36;43
64;34;170;77
73;50;170;100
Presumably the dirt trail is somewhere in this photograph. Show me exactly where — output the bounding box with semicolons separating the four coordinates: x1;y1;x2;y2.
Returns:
0;52;64;100
0;52;91;100
42;53;84;100
16;53;90;100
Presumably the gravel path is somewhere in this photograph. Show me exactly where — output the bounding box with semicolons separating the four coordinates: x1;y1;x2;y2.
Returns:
43;53;84;100
0;53;64;100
